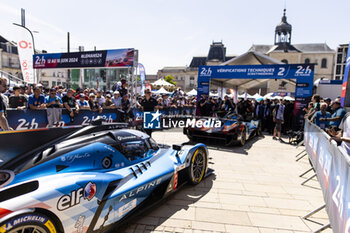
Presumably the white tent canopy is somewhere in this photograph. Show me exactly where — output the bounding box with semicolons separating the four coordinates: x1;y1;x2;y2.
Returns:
283;96;295;101
186;89;197;96
263;93;274;99
209;92;218;97
152;78;174;86
155;87;171;95
238;92;252;99
252;93;263;100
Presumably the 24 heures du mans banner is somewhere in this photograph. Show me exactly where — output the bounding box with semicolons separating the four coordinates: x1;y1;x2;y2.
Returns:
33;48;134;69
305;121;350;232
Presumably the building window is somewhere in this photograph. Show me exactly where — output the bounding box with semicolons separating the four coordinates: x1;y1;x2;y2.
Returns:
281;59;288;64
321;58;327;68
337;54;343;63
53;72;56;77
304;58;310;64
336;65;342;75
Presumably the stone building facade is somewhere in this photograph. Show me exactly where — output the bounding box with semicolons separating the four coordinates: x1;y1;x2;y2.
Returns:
156;9;336;94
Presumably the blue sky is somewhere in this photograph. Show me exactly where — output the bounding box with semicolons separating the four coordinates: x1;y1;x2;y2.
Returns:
0;0;349;74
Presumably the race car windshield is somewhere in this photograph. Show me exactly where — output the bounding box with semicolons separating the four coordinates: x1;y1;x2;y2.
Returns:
115;140;151;161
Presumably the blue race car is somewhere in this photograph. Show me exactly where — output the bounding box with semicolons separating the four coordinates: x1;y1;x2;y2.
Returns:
183;112;261;146
0;123;209;233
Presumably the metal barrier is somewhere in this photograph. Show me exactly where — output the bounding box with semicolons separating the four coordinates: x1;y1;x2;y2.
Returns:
303;120;350;233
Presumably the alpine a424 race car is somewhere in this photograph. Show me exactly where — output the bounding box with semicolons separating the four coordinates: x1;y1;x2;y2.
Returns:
183;112;261;146
0;123;209;233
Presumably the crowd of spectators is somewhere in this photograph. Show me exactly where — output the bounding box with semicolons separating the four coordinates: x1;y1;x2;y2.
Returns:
1;79;349;151
303;94;350;154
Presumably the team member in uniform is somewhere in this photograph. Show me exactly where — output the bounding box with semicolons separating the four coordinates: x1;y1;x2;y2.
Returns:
140;89;158;136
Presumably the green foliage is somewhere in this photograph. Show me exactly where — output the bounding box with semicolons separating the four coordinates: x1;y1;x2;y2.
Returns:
164;75;176;85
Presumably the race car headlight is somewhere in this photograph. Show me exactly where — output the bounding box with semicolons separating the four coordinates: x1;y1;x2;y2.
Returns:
0;170;14;189
223;123;238;132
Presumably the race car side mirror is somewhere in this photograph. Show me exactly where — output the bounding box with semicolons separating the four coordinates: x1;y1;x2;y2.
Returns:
172;144;182;151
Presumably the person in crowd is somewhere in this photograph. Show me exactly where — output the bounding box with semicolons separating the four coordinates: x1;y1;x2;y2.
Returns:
329;111;350;155
45;88;63;108
28;87;46;110
88;93;102;113
162;94;170;107
56;86;64;98
224;95;236;112
76;94;90;110
273;99;285;142
74;88;83;100
45;88;63;127
103;94;115;109
121;94;133;121
305;94;321;119
118;79;128;97
0;78;12;131
256;99;266;124
96;89;106;106
112;91;122;109
62;89;79;122
140;89;158;136
262;99;271;132
303;102;314;116
325;98;333;113
36;83;44;94
320;99;346;130
157;97;163;109
19;84;29;100
9;86;27;109
311;102;331;129
198;94;211;116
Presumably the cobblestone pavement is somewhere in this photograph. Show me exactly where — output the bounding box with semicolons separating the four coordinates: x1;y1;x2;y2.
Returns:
120;130;331;233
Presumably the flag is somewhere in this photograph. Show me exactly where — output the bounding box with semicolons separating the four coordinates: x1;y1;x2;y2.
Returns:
16;26;35;83
138;63;146;93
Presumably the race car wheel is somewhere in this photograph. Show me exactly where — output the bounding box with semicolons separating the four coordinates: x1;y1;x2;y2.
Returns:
256;123;262;136
188;148;207;185
239;129;246;146
5;213;58;233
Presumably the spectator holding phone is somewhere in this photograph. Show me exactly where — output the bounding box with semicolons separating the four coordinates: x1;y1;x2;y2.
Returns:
45;88;63;108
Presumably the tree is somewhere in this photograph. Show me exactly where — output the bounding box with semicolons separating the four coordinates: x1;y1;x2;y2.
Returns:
164;75;176;85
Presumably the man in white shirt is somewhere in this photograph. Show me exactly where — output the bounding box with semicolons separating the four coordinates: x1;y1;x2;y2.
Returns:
112;91;122;109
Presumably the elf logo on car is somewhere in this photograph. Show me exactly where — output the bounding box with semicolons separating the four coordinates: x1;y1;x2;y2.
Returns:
57;182;96;211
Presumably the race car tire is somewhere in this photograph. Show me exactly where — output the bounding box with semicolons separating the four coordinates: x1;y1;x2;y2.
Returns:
239;129;246;146
256;123;262;136
4;212;58;233
187;147;207;185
